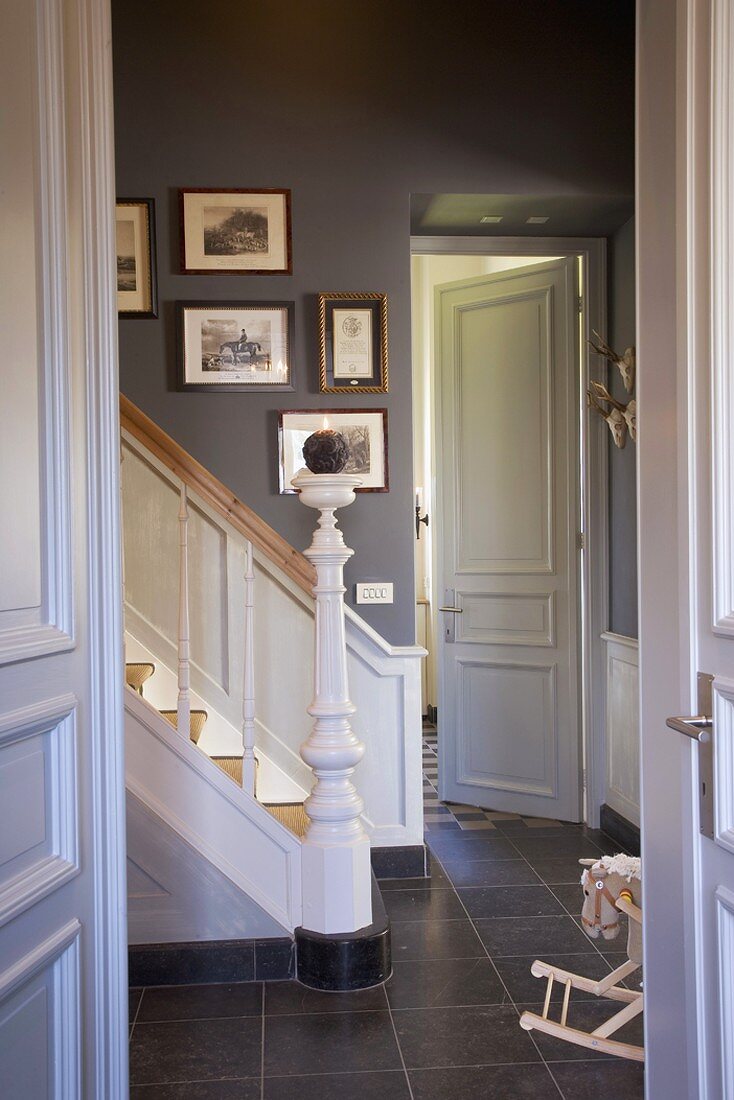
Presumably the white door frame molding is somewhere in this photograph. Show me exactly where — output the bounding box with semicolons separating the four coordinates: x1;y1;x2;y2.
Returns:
411;234;608;826
67;0;128;1093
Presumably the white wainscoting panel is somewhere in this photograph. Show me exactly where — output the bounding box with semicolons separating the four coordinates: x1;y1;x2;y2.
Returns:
0;696;79;928
602;632;640;826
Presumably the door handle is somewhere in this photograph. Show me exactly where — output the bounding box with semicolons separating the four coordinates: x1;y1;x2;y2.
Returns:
666;672;715;839
439;606;463;613
665;715;712;743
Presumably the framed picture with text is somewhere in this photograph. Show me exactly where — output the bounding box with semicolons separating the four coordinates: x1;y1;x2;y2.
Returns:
116;198;157;318
318;293;388;393
177;301;295;391
179;188;292;275
278;408;389;493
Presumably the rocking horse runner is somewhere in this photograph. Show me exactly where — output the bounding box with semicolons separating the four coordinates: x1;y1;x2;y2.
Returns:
519;853;644;1062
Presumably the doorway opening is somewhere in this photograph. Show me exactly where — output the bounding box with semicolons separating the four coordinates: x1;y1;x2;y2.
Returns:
411;236;610;828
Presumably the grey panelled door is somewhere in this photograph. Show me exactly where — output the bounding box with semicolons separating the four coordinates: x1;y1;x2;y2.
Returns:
437;258;581;821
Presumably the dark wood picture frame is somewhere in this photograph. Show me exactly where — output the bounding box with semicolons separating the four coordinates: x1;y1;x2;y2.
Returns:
116;197;158;319
318;292;388;393
177;300;296;392
278;408;389;493
179;187;293;275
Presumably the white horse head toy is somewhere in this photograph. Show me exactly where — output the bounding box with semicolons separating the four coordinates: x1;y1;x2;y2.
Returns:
579;853;642;963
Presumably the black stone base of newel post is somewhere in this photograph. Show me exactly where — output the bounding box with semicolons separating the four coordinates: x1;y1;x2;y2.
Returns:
294;875;391;991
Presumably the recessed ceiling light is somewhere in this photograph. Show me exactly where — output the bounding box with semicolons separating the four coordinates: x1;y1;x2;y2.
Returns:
480;215;503;224
526;216;550;224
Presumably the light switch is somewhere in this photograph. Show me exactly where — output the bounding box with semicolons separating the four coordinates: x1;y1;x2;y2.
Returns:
355;583;394;604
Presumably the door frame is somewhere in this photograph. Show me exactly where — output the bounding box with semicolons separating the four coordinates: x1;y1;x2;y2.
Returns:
411;235;608;826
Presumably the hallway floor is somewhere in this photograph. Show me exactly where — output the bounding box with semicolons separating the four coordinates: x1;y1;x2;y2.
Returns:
128;728;644;1098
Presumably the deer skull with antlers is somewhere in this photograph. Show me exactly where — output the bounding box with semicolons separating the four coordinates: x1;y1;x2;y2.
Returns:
588;331;636;393
587;380;629;449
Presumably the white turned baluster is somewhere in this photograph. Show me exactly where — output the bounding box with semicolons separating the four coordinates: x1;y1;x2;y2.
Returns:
242;540;257;794
177;484;191;740
292;469;372;935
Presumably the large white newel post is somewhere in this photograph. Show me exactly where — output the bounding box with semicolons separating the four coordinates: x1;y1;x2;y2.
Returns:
292;470;372;934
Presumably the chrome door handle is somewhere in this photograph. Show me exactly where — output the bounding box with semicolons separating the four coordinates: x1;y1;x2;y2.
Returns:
665;715;712;743
439;606;463;613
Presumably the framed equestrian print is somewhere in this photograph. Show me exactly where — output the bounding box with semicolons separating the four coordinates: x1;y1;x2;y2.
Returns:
318;292;388;393
116;198;157;318
179;188;292;275
177;301;295;391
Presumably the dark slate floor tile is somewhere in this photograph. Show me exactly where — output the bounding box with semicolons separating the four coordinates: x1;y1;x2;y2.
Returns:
526;857;593;884
474;914;592;957
136;982;263;1022
424;822;462;833
264;1010;402;1076
510;836;603;860
131;1082;260;1099
457;884;564;919
385;957;506;1010
129;1017;263;1085
391;919;485;961
264;980;387;1015
383;886;466;921
392;1003;540;1069
264;1070;411;1099
548;883;586;916
604;953;644;991
129;987;143;1023
442;858;541;888
549;1056;644;1098
409;1063;562;1100
493;953;613;1004
518;998;643;1061
378;864;451;892
426;836;519;862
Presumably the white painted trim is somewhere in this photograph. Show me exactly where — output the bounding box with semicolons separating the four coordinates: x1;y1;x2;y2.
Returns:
715;884;734;1098
0;693;80;927
601;631;640;650
411;235;608;827
72;0;128;1093
711;0;734;636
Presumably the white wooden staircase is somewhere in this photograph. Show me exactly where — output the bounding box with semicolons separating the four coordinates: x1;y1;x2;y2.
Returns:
120;396;425;948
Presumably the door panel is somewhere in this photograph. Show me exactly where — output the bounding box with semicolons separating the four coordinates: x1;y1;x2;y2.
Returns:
437;258;580;820
0;0;126;1095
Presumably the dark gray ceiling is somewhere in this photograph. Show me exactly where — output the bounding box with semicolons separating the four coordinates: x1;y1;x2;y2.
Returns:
411;193;635;237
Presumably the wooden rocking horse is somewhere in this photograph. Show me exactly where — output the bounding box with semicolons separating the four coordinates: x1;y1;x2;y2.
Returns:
519;854;644;1062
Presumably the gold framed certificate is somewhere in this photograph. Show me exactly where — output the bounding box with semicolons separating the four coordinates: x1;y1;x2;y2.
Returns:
318;293;388;393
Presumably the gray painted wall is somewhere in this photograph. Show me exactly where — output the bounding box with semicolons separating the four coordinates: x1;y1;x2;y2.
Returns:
607;217;638;638
112;0;634;645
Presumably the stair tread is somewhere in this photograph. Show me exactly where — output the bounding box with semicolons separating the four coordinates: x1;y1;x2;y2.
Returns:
160;708;208;745
125;662;155;692
263;802;309;838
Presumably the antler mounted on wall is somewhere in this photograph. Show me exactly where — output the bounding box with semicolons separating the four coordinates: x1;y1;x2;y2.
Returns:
588;330;636;393
587;334;637;448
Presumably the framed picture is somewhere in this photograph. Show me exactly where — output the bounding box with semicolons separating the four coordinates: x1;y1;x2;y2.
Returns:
278;409;389;493
177;301;295;391
318;293;388;393
116;199;157;318
179;188;292;275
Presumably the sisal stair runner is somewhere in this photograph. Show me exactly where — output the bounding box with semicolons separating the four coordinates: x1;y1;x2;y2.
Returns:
125;662;155;694
210;754;309;838
124;661;308;837
159;709;208;745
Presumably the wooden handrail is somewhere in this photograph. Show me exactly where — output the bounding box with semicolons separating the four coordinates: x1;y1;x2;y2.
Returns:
120;394;316;595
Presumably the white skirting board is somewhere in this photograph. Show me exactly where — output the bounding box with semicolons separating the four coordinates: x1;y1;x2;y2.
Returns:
601;632;640;827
